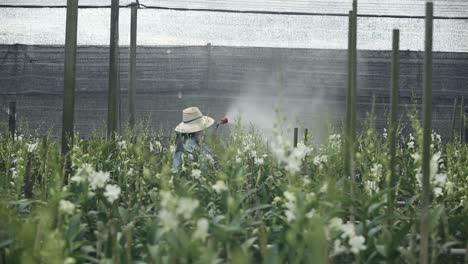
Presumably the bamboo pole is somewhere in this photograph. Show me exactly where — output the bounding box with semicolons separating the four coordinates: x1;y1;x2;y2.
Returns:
350;0;358;221
460;96;465;143
449;97;458;143
419;3;433;264
304;128;309;144
24;154;33;199
8;101;16;139
107;0;120;139
61;0;79;185
293;127;298;147
351;0;357;146
387;29;399;220
344;10;353;182
206;43;212;91
129;3;138;129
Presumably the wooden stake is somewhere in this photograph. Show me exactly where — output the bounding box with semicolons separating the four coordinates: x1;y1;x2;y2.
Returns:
350;0;358;221
24;153;33;199
304;128;309;144
293;127;298;147
107;0;120;139
420;3;433;264
129;3;138;129
449;97;458;143
61;0;79;185
460;96;465;143
388;29;400;220
8;101;16;139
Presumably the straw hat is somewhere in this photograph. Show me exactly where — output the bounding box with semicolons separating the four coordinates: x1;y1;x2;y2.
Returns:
175;107;215;133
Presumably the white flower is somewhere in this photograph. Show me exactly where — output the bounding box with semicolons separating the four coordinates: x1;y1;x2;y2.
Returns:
160;191;176;208
27;142;38;153
10;168;18;179
212;181;228;193
285;157;302;174
349;235;367;254
319;182;328;193
431;132;442;143
313;156;321;166
430;152;442;178
273;196;282;204
434;173;447;186
383;128;388;139
365;180;379;194
445;180;454;194
14;134;23;142
285;209;296;222
321;155;328;163
328;217;343;231
193;218;209;241
88;171;110;190
370;163;383;180
434;187;443;197
104;184;121;203
407;141;415;150
415;167;423;188
117;140;127;149
74;163;94;183
306;209;316;219
64;257;76;264
411;153;421;162
340;222;356;239
283;191;297;222
158;209;178;232
250;150;257;158
313;155;327;166
176;198;199;219
254;156;264;165
333;239;347;255
59;200;75;215
328;134;342;148
191;169;202;179
150;140;162;152
283;191;296;203
235;155;242;163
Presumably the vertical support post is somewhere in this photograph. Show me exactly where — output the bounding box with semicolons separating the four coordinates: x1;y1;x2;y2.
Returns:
387;29;399;223
419;3;433;264
61;0;79;185
465;107;468;143
344;10;353;182
449;97;458;143
304;128;309;144
460;96;465;143
206;43;212;91
108;0;120;139
350;0;358;146
8;101;16;139
24;154;33;199
129;3;138;129
344;0;358;221
293;127;298;147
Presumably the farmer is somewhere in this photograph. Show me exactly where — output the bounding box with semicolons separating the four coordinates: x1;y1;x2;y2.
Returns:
171;107;216;173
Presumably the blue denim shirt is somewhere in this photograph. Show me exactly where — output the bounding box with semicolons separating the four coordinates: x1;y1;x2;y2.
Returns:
171;137;214;173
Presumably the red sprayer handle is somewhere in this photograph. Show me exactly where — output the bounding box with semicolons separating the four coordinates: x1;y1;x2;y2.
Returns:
215;117;228;129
